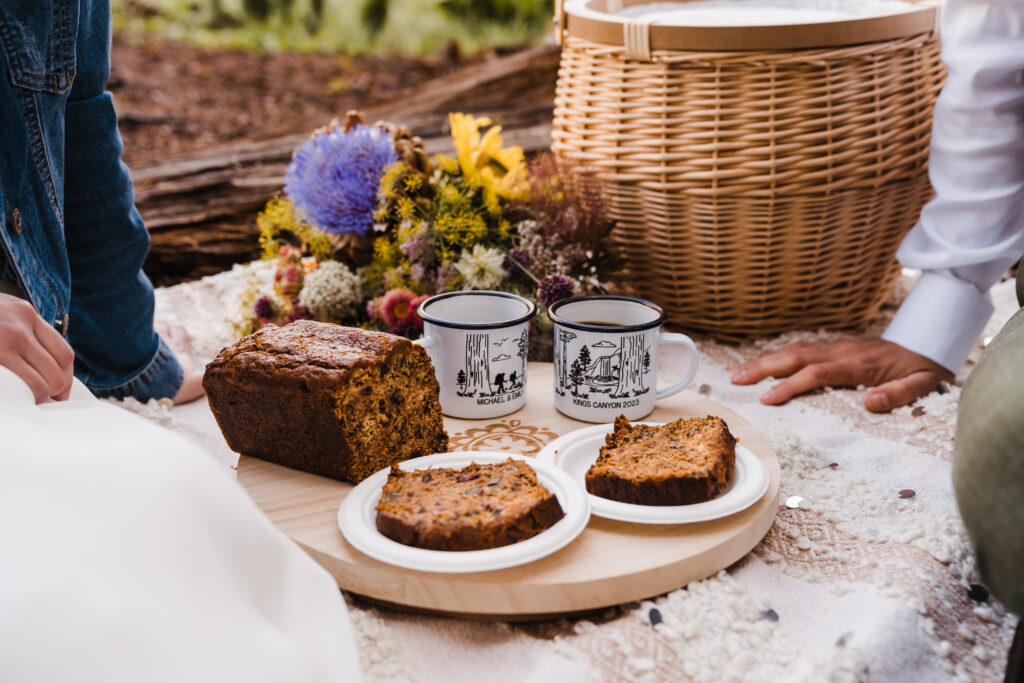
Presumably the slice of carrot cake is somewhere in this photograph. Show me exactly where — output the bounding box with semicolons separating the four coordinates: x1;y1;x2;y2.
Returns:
585;415;736;506
375;459;565;551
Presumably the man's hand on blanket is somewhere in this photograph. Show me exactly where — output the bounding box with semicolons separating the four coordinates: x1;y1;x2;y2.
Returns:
730;338;954;413
0;293;75;403
155;321;206;404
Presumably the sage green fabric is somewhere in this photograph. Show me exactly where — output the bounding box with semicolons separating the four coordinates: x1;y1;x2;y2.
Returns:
953;264;1024;615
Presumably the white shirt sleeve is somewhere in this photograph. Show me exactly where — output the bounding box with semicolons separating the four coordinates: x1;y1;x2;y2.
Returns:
881;0;1024;372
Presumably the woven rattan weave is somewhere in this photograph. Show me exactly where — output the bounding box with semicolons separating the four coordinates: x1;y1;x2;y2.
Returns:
552;16;945;339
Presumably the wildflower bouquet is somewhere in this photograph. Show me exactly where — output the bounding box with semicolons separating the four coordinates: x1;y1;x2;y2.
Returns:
237;110;622;360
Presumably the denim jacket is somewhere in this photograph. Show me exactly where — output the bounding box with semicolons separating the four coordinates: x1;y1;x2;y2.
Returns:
0;0;182;400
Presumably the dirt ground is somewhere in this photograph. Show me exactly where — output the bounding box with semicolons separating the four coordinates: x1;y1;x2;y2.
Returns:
110;35;465;166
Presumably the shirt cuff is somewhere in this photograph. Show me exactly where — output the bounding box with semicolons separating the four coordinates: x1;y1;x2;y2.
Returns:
881;271;994;372
83;335;184;402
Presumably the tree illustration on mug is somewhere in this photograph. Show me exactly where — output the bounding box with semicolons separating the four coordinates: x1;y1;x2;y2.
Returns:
463;333;492;397
516;328;528;379
556;329;577;395
612;333;649;398
569;358;587;397
577;344;592;383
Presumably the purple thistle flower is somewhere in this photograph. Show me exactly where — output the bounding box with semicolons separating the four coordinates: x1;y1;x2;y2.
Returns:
537;274;576;308
285;124;396;236
254;296;276;319
502;248;530;275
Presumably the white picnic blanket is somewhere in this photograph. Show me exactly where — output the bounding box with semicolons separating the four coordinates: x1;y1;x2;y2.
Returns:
141;263;1020;682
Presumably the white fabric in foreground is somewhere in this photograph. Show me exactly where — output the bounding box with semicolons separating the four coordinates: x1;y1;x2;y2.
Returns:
0;368;362;683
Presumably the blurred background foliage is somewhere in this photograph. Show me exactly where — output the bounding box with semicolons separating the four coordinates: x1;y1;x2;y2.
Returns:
113;0;555;54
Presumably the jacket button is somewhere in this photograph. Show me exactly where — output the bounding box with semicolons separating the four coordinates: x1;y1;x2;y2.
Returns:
11;208;23;235
56;314;69;337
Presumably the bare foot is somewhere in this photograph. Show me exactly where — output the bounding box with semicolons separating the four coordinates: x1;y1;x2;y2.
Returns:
155;321;206;404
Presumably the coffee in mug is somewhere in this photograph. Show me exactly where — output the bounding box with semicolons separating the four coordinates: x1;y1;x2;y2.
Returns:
414;291;536;419
548;296;699;423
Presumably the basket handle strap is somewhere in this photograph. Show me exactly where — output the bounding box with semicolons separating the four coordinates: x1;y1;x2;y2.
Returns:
623;16;654;61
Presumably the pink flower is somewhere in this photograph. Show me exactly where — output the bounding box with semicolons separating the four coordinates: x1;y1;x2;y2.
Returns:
379;288;417;328
409;294;430;329
366;297;381;320
274;262;304;301
277;244;303;263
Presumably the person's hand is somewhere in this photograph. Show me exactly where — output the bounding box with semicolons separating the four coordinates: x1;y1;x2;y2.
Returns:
730;338;954;413
0;293;75;403
155;321;206;404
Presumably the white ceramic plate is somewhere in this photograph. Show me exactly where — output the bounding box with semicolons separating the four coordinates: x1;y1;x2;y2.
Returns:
337;451;590;574
537;423;770;524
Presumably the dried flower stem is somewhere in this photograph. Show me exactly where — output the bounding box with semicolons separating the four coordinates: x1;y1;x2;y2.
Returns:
505;253;541;285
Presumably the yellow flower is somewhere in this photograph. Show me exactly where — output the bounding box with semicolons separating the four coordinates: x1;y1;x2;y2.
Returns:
498;219;511;240
397;196;416;220
383;266;407;290
403;174;422;192
373;236;400;265
377;161;407;201
439;183;462;206
448;112;529;207
435;153;460;175
257;197;331;260
483;191;501;217
302;225;332;260
435;208;489;249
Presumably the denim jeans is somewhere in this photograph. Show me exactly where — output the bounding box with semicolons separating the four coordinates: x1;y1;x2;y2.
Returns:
0;1;182;401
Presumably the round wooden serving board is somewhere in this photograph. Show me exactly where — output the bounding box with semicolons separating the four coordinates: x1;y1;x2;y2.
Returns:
236;363;780;620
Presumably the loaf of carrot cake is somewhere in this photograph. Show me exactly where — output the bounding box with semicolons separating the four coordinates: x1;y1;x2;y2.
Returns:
375;459;565;551
585;415;736;505
203;320;448;483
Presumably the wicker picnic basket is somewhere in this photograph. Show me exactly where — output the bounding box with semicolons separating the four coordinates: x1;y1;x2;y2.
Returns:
551;0;945;340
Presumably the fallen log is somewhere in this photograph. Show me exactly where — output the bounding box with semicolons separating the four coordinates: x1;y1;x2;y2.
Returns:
134;45;560;285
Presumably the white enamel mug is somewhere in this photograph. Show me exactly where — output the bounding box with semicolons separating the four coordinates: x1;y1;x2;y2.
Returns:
549;296;699;423
414;291;537;419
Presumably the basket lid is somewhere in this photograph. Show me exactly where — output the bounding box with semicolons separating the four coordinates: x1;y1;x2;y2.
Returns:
558;0;940;53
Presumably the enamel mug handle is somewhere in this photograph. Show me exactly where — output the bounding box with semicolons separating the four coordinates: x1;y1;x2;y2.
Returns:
655;332;699;400
413;336;436;350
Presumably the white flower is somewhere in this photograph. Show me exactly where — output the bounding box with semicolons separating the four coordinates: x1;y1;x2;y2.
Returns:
455;244;506;290
298;261;363;321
